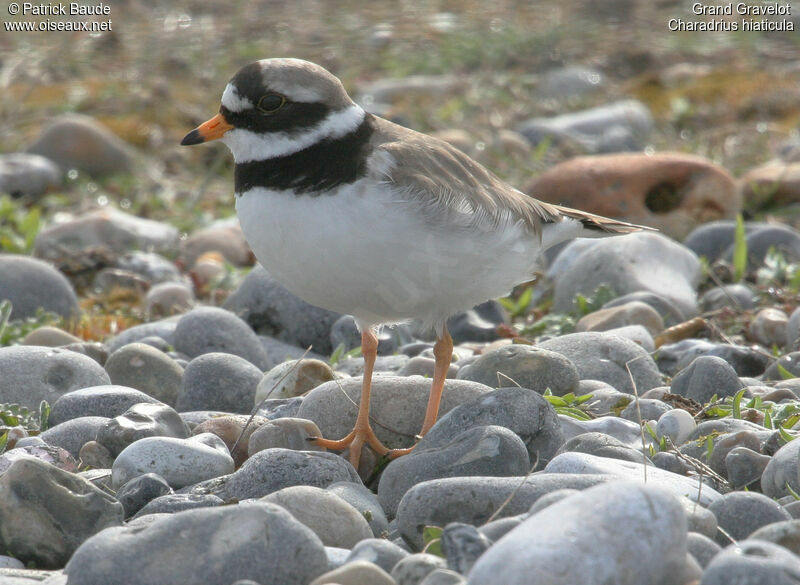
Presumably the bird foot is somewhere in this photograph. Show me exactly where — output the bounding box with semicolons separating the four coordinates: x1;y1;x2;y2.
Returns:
309;424;390;469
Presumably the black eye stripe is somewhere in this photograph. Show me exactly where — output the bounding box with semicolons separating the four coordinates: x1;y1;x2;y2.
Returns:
220;102;332;135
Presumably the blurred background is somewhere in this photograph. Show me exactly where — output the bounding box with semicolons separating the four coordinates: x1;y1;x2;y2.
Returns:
1;0;799;336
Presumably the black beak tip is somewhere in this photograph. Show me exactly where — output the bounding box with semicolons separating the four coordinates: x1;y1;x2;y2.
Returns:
181;129;204;146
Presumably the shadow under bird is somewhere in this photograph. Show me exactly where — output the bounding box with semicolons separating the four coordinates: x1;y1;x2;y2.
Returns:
182;58;650;469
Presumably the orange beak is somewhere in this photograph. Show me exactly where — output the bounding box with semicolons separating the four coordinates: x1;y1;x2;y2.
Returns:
181;113;234;145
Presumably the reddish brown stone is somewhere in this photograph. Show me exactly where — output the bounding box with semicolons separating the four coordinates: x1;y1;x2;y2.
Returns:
192;415;268;467
525;153;739;239
740;160;800;209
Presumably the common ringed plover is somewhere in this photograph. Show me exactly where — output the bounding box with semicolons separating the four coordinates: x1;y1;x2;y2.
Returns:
182;58;650;469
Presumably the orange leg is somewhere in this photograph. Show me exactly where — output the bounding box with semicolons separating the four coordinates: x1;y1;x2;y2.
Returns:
389;327;453;458
310;328;390;469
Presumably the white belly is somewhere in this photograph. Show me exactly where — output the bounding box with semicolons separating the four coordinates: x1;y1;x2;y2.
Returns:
235;182;542;328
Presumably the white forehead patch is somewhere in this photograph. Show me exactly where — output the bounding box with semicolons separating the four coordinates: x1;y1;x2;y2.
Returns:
264;80;324;104
221;84;253;113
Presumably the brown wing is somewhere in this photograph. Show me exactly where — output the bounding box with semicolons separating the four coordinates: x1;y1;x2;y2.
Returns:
369;117;649;238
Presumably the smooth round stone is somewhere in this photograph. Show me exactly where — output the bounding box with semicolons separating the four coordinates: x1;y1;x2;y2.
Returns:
700;284;757;312
544;452;721;506
133;493;225;518
705;344;770;377
538;331;662;394
391;553;447;585
173;307;270;371
247;418;324;456
179;220;252;268
0;458;123;569
379;426;530;517
28;114;132;176
35;208;176;263
700;539;800;585
104;343;183;406
576;301;664;337
786;306;800;347
749;308;789;348
416;387;561;468
763;352;800;380
670;356;742;404
192;414;267;467
145;282;195;319
748;520;800;555
297;376;492;451
224;265;342;355
309;560;396;585
456;345;578;395
0;346;110;410
115;473;172;518
620;398;671;423
177;352;263;414
115;251;181;284
552;232;700;317
656;408;697;446
558;415;647;450
683;219;741;262
396;474;607;549
192;414;268;467
255;359;335;402
106;320;178;354
49;385;163;425
467;482;687;585
0;255;79;320
112;433;234;489
687;532;722;568
655;339;715;377
325;546;351;571
184;448;361;501
327;481;389;539
708;492;791;545
64;503;328;585
602;291;685;327
0;555;25;570
22;326;82;347
554;432;644;464
441;523;490;575
345;538;409;573
39;416;110;458
78;441;114;469
262;485;371;548
259;334;327;368
707;431;763;477
762;438;800;498
96;402;190;457
725;224;800;270
0;152;61;197
398;356;459;379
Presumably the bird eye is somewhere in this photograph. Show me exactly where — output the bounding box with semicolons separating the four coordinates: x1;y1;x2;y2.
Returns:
257;93;286;113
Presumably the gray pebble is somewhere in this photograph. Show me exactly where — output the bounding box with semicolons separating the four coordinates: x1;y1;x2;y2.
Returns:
456;344;579;395
391;553;447;585
173;306;269;370
0;346;110;410
0;254;79;320
133;493;224;518
104;343;183;406
49;385;162;425
670;355;742;404
708;491;792;545
345;538;409;573
700;539;800;585
379;425;530;517
115;473;172;518
177;352;263;413
96;402;190;457
39;416;110;458
416;387;562;469
327;481;390;538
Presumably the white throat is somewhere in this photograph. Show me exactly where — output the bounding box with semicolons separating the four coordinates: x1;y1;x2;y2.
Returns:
221;104;366;163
